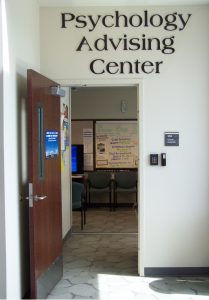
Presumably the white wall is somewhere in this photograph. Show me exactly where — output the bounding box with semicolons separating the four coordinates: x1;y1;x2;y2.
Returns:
0;1;6;298
1;0;40;298
40;5;209;272
61;87;71;238
72;86;137;119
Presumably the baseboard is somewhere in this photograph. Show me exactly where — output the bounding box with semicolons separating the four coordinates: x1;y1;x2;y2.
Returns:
63;228;72;243
144;267;209;276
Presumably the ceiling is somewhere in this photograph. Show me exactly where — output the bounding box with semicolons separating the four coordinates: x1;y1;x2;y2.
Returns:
38;0;209;6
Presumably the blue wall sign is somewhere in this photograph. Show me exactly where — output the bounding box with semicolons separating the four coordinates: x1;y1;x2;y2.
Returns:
45;130;59;158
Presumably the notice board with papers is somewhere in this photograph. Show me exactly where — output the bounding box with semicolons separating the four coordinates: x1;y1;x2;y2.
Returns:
95;120;138;169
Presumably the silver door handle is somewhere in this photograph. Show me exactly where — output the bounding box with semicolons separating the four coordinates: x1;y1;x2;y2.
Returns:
25;183;47;208
34;195;47;201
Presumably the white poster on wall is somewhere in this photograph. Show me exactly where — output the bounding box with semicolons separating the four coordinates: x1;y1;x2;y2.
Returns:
83;128;93;153
95;121;138;169
61;103;69;171
83;128;94;170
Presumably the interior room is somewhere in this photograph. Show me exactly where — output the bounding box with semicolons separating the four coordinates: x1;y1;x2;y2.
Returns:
70;86;138;234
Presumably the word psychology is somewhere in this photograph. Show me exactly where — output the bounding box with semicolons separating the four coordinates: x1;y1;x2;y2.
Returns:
61;11;191;32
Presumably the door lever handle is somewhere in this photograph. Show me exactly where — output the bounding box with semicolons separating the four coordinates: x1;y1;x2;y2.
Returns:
34;195;47;201
25;183;47;208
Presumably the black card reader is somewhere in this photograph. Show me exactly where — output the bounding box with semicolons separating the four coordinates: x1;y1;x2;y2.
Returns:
150;154;158;165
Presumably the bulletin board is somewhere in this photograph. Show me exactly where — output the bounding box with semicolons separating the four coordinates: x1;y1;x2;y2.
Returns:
95;120;138;169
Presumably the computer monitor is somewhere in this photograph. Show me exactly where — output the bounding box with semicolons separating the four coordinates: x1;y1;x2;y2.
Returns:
71;144;84;174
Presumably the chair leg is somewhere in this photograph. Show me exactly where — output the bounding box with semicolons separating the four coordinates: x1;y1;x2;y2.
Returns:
109;190;111;211
114;190;117;211
80;209;83;230
84;205;86;225
133;192;137;209
88;191;90;206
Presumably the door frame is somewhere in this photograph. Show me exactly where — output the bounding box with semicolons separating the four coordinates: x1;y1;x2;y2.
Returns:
62;78;144;276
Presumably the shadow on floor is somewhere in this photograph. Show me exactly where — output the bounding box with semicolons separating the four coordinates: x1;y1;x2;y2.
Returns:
149;277;209;296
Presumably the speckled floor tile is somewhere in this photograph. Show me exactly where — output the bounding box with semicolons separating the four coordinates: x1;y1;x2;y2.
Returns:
72;207;138;233
47;209;209;300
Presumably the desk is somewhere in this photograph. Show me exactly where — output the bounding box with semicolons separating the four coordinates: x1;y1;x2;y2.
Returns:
72;174;85;184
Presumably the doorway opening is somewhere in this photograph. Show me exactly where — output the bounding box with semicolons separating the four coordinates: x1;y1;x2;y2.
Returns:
65;78;143;276
47;79;144;298
71;86;138;236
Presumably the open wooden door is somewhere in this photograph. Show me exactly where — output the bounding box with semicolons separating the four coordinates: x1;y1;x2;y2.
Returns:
27;69;63;299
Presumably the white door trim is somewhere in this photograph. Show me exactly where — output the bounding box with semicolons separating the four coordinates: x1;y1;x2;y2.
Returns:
62;77;145;276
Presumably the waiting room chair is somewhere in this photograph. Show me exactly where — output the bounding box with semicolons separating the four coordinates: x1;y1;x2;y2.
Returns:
86;171;112;210
72;181;86;230
113;171;138;209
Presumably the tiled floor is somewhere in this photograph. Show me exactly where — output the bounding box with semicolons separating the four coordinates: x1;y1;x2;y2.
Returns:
72;207;138;233
47;208;209;299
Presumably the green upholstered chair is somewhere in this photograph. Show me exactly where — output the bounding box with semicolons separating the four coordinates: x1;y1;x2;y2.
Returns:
114;171;138;209
72;181;86;229
86;171;112;210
